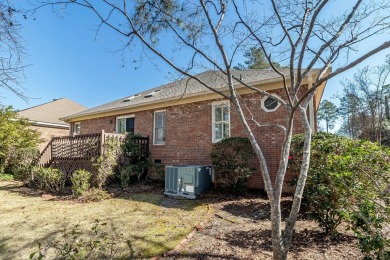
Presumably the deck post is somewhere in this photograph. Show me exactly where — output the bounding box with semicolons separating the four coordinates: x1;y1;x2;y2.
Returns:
100;129;105;156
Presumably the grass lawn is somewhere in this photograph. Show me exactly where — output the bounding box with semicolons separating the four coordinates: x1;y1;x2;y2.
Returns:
0;181;209;259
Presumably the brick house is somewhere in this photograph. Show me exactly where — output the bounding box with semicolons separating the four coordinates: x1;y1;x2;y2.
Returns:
62;70;327;189
18;98;87;151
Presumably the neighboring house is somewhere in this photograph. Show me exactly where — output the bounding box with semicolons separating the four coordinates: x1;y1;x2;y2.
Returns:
62;69;327;189
18;98;87;151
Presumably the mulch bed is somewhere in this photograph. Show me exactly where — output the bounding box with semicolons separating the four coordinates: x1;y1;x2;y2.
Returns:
161;190;363;260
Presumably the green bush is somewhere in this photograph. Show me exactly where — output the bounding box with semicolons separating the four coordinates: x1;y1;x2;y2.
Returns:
289;132;390;258
32;167;66;193
9;147;39;181
0;106;41;174
150;161;165;181
117;132;150;187
93;137;120;189
210;137;255;193
71;169;92;197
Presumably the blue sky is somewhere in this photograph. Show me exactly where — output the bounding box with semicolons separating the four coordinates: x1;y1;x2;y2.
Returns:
3;1;390;111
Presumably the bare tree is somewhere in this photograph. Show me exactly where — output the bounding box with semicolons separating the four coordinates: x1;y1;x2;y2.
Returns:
338;56;390;144
32;1;390;259
0;1;27;101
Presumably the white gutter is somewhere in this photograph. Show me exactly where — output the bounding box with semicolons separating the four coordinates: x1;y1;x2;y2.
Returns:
29;121;69;129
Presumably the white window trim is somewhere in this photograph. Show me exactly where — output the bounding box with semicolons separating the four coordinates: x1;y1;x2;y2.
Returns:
153;110;166;145
116;114;135;134
261;94;281;112
212;101;230;143
73;122;81;136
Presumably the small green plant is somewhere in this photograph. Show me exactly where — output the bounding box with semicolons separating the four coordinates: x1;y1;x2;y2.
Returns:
210;137;255;193
32;167;66;193
30;219;130;259
119;169;130;188
79;188;112;202
71;169;92;197
0;173;14;181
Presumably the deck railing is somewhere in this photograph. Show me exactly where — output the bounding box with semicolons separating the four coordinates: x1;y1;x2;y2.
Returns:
37;130;149;168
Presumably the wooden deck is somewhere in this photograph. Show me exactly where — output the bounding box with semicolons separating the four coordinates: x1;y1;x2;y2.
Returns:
37;131;149;176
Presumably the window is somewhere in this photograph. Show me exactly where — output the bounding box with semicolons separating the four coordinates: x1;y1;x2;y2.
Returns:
116;115;135;134
261;94;281;112
154;111;166;145
212;102;230;143
73;122;81;135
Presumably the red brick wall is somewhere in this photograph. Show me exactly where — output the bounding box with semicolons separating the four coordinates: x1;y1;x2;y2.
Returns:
30;125;69;152
73;90;309;190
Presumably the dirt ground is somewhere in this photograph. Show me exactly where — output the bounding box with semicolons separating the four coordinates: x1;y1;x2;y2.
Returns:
162;191;364;260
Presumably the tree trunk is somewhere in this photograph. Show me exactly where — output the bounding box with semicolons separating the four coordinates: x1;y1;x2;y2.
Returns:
270;197;288;260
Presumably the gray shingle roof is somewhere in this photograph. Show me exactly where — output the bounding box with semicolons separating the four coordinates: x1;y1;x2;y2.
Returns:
18;98;87;126
64;69;303;120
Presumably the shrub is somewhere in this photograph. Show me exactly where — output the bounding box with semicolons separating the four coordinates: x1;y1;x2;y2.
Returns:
289;132;390;258
32;167;66;193
71;169;92;197
0;106;41;174
150;161;165;181
210;137;255;193
117;132;150;186
9;147;39;181
93;137;120;189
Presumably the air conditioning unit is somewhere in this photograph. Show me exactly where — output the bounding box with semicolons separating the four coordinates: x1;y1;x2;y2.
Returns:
164;165;213;199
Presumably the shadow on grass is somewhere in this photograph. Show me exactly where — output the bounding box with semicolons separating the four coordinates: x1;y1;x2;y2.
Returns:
115;192;207;212
0;236;10;255
223;228;356;253
0;181;204;211
0;230;61;260
0;181;43;198
1;219;137;259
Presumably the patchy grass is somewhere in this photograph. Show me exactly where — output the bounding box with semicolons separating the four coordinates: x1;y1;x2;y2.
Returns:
0;181;208;259
0;173;14;181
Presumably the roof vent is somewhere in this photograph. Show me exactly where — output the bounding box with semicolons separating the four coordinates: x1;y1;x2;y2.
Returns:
123;94;140;102
144;89;161;98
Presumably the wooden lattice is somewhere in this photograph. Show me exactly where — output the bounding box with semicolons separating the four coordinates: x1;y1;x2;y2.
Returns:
37;131;150;178
51;159;98;177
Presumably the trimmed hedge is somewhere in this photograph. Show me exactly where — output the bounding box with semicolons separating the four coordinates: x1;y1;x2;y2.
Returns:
210;137;255;193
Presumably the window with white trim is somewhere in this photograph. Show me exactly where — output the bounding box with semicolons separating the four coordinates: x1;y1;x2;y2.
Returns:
116;115;135;134
212;102;230;143
73;122;81;135
154;111;166;145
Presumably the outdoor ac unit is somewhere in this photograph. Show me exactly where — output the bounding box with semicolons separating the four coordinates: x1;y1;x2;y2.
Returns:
164;165;213;199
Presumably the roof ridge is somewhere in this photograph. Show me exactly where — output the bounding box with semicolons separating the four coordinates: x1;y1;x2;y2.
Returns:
18;98;87;112
18;97;66;112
